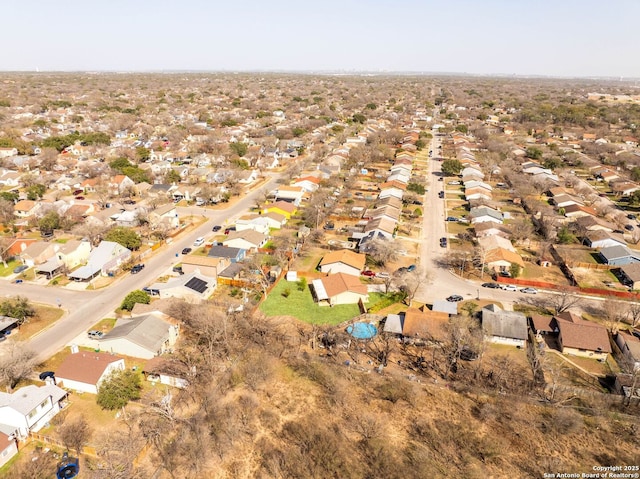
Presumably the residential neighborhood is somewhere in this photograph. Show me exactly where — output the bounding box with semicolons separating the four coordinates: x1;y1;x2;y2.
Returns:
0;71;639;477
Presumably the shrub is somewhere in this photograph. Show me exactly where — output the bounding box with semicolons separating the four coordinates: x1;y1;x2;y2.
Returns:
282;288;291;298
297;277;307;292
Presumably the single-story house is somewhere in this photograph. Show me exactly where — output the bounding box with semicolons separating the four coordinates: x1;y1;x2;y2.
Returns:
13;200;41;218
530;314;557;336
146;270;216;303
470;206;503;225
477;235;516;253
432;300;459;316
273;186;304;204
555;315;611;360
18;241;58;267
222;230;268;252
563;204;597;218
584;230;626;249
149;203;180;229
208;245;246;263
262;201;296;219
618;263;640;289
574;215;615;233
401;308;449;341
473;222;512;239
0;431;17;467
68;240;132;281
599;245;640;266
383;314;403;335
55;351;126;394
319;249;366;276
484;248;525;273
99;312;180;359
611;181;640;197
180;256;229;279
481;304;528;347
311;273;369;306
0;384;67;439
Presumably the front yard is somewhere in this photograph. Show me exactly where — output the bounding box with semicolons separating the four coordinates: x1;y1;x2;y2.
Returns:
260;279;384;325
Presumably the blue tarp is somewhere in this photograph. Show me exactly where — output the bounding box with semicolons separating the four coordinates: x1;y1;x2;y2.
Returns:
346;322;377;339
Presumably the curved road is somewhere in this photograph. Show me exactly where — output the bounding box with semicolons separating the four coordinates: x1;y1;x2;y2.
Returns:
4;175;281;362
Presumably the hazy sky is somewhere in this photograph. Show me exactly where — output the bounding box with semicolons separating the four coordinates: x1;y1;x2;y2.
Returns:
4;0;639;77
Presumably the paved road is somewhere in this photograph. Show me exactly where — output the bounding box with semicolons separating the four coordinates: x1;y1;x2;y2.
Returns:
5;175;281;363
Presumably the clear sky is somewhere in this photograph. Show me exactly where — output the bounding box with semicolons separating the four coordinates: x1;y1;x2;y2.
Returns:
4;0;639;77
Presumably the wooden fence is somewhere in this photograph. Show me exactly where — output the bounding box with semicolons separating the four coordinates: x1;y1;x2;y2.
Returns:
27;432;98;457
496;276;640;300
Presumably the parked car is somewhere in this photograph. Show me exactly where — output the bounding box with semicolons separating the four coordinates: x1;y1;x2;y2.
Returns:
74;196;85;200
323;222;335;230
482;282;500;289
448;181;461;185
130;264;145;274
87;330;104;339
446;294;464;302
627;214;637;220
520;287;538;294
499;271;512;278
361;270;376;277
440;237;447;247
13;265;28;274
123;199;136;205
13;279;23;284
72;189;83;195
438;191;445;198
224;227;236;235
212;225;222;232
376;272;390;279
172;265;184;275
193;237;205;247
438;177;443;181
460;348;479;361
501;284;518;292
181;247;192;255
407;264;416;272
625;224;635;231
445;216;458;222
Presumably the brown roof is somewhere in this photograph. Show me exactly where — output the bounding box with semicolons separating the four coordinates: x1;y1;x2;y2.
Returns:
375;196;403;210
320;249;366;270
485;248;525;267
556;318;612;353
56;352;125;385
14;199;37;212
402;308;449;339
530;314;556;333
265;201;296;213
320;273;368;297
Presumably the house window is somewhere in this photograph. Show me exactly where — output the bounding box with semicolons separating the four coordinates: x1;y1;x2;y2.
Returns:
27;409;38;420
39;399;49;410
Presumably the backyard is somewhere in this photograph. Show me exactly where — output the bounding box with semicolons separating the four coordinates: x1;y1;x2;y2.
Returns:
260;279;385;325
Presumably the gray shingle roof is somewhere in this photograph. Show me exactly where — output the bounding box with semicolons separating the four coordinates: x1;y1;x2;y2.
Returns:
101;313;172;353
482;306;527;340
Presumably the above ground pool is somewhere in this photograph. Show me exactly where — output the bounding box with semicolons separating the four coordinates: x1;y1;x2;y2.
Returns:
346;322;377;339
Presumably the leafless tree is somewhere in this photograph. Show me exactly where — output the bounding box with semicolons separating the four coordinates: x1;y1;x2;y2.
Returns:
58;415;92;455
627;302;640;328
0;342;37;390
0;198;14;225
601;297;626;333
546;288;582;315
363;237;401;267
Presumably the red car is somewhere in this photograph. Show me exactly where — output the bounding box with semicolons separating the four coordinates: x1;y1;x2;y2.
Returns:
361;270;376;277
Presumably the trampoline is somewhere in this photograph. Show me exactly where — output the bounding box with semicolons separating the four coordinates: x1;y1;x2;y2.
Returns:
346;322;377;339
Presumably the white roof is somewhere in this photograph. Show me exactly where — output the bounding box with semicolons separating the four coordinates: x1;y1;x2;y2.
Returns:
312;279;328;300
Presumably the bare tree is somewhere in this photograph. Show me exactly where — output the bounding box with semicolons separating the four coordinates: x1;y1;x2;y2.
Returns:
601;297;625;333
58;415;92;455
363;237;401;267
0;342;37;390
546;288;582;315
397;268;427;305
627;302;640;328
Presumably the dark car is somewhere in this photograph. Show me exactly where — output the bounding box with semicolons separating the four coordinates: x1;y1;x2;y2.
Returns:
323;223;335;231
72;189;83;195
460;348;479;361
445;216;458;222
130;264;145;274
13;265;28;274
74;196;85;200
181;247;192;255
440;237;447;247
224;227;236;235
407;264;416;272
438;191;445;198
123;199;136;205
411;200;423;205
87;330;104;339
361;270;376;277
172;265;184;275
482;282;500;289
212;225;222;232
627;214;637;220
625;224;635;231
446;295;464;302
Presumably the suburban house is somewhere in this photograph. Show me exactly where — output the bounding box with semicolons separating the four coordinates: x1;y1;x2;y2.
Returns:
222;230;268;252
484;248;525;273
142;357;189;389
611;182;640;197
99;312;180;359
432;300;459;316
292;176;321;193
0;169;21;187
599;245;640;266
55;351;126;394
149;203;179;229
273;186;304;204
319;249;366;276
68;241;132;281
563;204;597;219
180;256;229;279
0;384;67;439
262;201;297;219
18;241;58;267
470;206;503;224
400;307;449;341
234;213;286;234
618;263;640;289
477;235;516;253
555;315;611;360
530;314;558;336
615;332;640;370
473;222;512;239
146;271;216;303
584;230;626;249
13;200;41;218
108;175;135;195
208;245;246;263
574;215;615;233
363;217;397;239
465;187;492;201
481;304;528;347
311;273;369;306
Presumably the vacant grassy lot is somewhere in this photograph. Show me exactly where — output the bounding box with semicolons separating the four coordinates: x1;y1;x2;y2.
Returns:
11;304;64;339
0;259;20;277
260;279;383;325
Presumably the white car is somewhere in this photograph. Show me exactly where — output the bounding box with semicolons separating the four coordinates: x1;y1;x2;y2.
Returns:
376;272;390;279
193;237;205;247
501;284;517;292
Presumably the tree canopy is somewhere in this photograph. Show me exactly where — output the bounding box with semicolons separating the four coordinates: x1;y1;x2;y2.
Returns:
96;369;142;410
105;226;141;250
440;159;463;176
120;290;151;311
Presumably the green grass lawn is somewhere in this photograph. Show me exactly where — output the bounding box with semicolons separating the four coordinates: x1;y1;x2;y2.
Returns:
260;280;384;325
0;259;20;276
